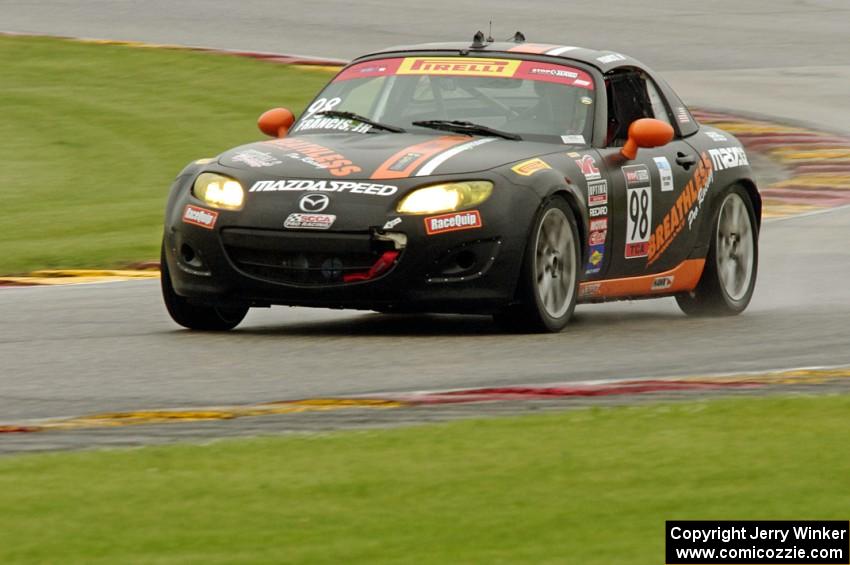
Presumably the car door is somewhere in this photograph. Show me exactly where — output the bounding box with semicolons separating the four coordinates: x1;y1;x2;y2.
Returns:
594;69;703;280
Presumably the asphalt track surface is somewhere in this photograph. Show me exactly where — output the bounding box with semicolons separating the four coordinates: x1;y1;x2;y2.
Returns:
2;1;850;442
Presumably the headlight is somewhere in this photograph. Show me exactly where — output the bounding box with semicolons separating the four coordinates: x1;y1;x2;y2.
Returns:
192;172;245;210
396;181;493;214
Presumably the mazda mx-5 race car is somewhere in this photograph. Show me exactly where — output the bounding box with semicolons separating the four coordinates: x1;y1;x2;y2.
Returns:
161;32;760;332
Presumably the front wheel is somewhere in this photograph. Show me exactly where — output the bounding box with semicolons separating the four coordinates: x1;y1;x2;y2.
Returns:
160;243;248;331
676;186;758;316
495;197;580;332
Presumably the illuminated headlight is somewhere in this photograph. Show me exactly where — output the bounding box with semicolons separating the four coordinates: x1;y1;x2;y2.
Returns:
396;181;493;214
192;172;245;210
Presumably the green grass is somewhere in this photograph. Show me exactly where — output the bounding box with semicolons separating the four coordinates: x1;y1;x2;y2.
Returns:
0;36;334;273
1;394;848;564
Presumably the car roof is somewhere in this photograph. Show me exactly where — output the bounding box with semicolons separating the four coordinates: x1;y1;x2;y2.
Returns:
351;41;646;74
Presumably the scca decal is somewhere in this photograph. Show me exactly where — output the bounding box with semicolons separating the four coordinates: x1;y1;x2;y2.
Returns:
647;152;714;266
264;138;361;177
424;211;482;235
398;57;521;78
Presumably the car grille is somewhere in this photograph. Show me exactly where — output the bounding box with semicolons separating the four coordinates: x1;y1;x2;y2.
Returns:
221;228;398;286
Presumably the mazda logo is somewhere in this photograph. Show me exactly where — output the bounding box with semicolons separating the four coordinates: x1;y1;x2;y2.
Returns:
299;193;330;212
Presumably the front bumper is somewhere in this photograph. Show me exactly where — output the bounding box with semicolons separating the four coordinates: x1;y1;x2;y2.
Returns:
163;173;538;314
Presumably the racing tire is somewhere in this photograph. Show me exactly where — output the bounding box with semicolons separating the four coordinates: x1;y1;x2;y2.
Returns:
676;185;758;317
160;244;248;331
495;197;580;333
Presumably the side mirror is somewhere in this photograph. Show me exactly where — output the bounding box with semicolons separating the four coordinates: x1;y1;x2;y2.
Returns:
621;118;674;160
258;108;295;138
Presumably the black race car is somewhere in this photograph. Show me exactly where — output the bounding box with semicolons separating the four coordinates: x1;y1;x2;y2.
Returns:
162;33;760;332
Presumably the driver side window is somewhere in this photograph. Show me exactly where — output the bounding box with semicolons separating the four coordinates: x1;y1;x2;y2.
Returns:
605;70;671;146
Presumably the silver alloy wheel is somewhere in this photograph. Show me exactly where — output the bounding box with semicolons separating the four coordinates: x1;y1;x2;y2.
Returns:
534;207;576;318
716;192;754;301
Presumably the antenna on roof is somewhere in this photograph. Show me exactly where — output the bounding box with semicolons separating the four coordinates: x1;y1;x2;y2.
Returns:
470;31;487;49
511;31;526;43
487;21;494;43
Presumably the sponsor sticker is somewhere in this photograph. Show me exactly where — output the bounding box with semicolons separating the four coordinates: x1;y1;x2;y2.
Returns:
576;154;601;180
561;134;586;145
250;179;398;196
398;57;521;78
651;275;674;291
585;244;605;275
424;210;482;235
284;213;336;230
705;130;728;142
622;165;652;259
589;228;607;246
264;138;362;177
590;217;608;232
653;156;674;192
676;106;691;124
647;152;714;266
182;205;218;230
579;282;601;298
708;146;749;171
588;179;608;206
511;158;552;176
597;53;626;64
589;206;608;218
231;149;282;168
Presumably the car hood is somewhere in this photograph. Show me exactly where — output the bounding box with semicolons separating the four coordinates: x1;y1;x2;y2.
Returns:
217;132;568;180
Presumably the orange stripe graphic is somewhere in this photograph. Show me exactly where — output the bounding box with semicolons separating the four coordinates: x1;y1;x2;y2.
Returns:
370;135;470;179
579;259;706;300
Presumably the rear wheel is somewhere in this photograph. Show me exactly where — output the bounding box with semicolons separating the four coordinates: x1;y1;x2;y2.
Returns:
676;186;758;316
495;197;580;332
160;243;248;331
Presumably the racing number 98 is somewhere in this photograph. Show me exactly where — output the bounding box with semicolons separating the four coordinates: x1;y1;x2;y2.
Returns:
629;189;650;241
306;97;342;117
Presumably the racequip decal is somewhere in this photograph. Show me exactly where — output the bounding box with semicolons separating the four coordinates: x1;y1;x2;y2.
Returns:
284;213;336;230
371;135;469;179
264;138;362;176
646;152;714;266
424;210;482;235
575;154;601;180
588;179;608;206
398;57;521;78
250;179;398;196
653;156;674;192
231;149;282;168
511;158;552;176
708;146;749;171
623;164;652;259
182;205;218;230
415;137;497;176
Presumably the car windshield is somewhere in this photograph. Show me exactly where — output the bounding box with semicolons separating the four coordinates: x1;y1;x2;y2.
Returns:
290;56;596;143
